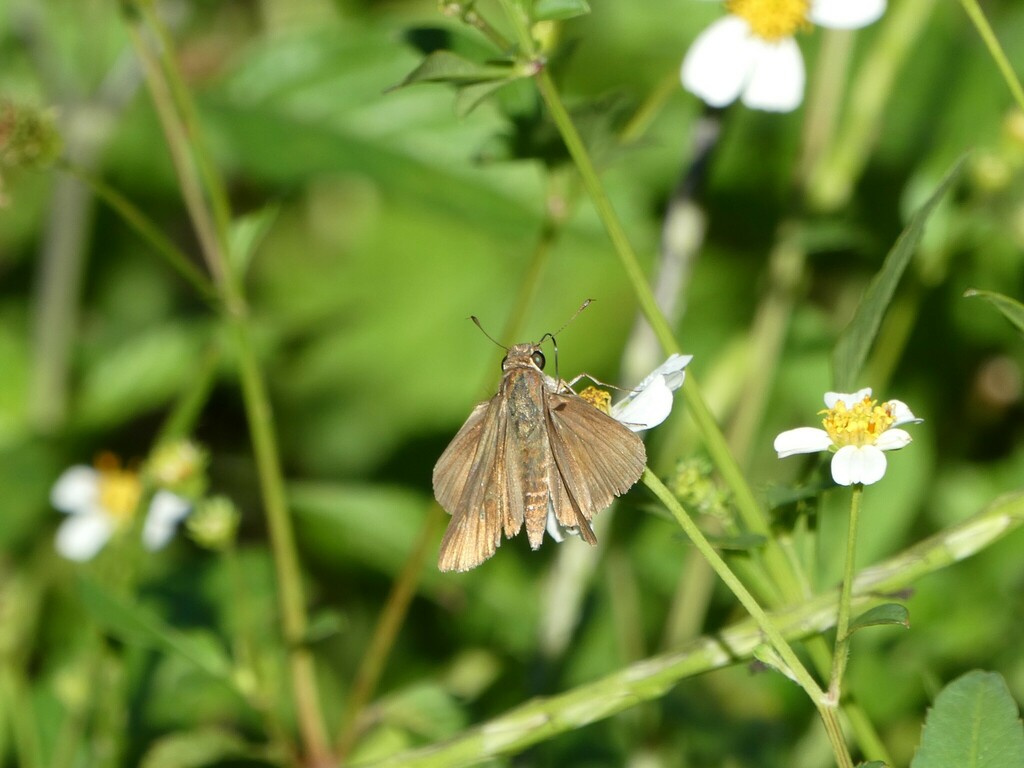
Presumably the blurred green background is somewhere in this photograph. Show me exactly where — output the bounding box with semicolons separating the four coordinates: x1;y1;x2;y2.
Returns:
1;0;1023;766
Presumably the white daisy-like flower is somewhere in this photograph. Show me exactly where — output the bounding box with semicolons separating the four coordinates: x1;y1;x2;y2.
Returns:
578;353;693;432
773;388;921;486
51;455;191;562
681;0;887;112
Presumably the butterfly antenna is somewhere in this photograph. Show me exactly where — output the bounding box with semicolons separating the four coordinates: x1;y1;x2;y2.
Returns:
470;315;509;350
537;299;592;383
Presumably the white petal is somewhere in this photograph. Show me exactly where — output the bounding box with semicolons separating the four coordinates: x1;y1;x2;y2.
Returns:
50;466;99;514
886;399;922;426
741;37;805;112
810;0;886;29
635;354;692;394
545;505;565;543
824;388;872;409
142;491;191;550
875;427;912;451
681;17;759;108
612;375;673;432
55;513;115;561
774;427;833;458
831;445;887;486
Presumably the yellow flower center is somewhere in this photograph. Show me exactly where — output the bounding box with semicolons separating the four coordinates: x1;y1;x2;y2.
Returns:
579;386;612;415
726;0;811;41
821;395;896;448
95;453;142;526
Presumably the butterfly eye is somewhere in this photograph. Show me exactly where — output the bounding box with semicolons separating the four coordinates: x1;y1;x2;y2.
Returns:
531;351;546;369
501;355;509;368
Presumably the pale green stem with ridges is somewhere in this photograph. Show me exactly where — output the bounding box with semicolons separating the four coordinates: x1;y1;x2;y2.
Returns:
959;0;1024;113
828;484;863;704
351;490;1024;768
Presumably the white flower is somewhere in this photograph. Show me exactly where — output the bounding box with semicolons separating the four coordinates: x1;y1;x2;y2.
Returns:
547;354;692;542
773;388;921;486
681;0;887;112
51;458;191;562
611;353;693;431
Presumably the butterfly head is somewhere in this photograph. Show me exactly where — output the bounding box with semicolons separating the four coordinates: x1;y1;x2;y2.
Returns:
502;343;546;373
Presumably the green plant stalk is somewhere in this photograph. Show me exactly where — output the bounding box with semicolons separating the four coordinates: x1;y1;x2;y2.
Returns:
0;665;42;768
59;161;218;303
28;165;93;435
725;223;806;468
619;69;680;145
351;490;1024;768
136;2;236;264
223;540;292;756
156;341;223;445
229;319;331;764
495;0;804;607
495;4;889;759
128;15;331;763
334;184;560;757
828;484;863;704
335;504;445;760
446;2;513;51
959;0;1024;112
808;0;937;211
642;471;852;768
126;23;230;296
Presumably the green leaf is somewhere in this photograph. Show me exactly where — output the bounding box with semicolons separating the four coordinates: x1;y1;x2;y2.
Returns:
139;727;260;768
392;51;519;90
964;289;1024;335
832;154;968;391
751;644;797;683
533;0;591;22
229;204;279;278
911;670;1024;768
75;321;212;429
454;79;514;117
77;577;232;680
858;762;888;767
376;683;467;741
845;603;910;638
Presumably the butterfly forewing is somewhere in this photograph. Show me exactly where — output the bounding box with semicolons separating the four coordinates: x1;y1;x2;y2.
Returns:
434;397;510;572
545;391;647;527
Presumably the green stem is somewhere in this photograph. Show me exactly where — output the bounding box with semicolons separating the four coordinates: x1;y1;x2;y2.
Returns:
28;164;93;434
156;341;222;445
496;0;803;606
0;664;43;768
335;506;445;760
60;161;218;303
959;0;1024;113
352;489;1024;768
137;2;236;263
808;0;937;211
229;319;331;764
641;471;852;767
725;223;806;468
128;8;330;762
828;484;863;704
126;22;230;296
